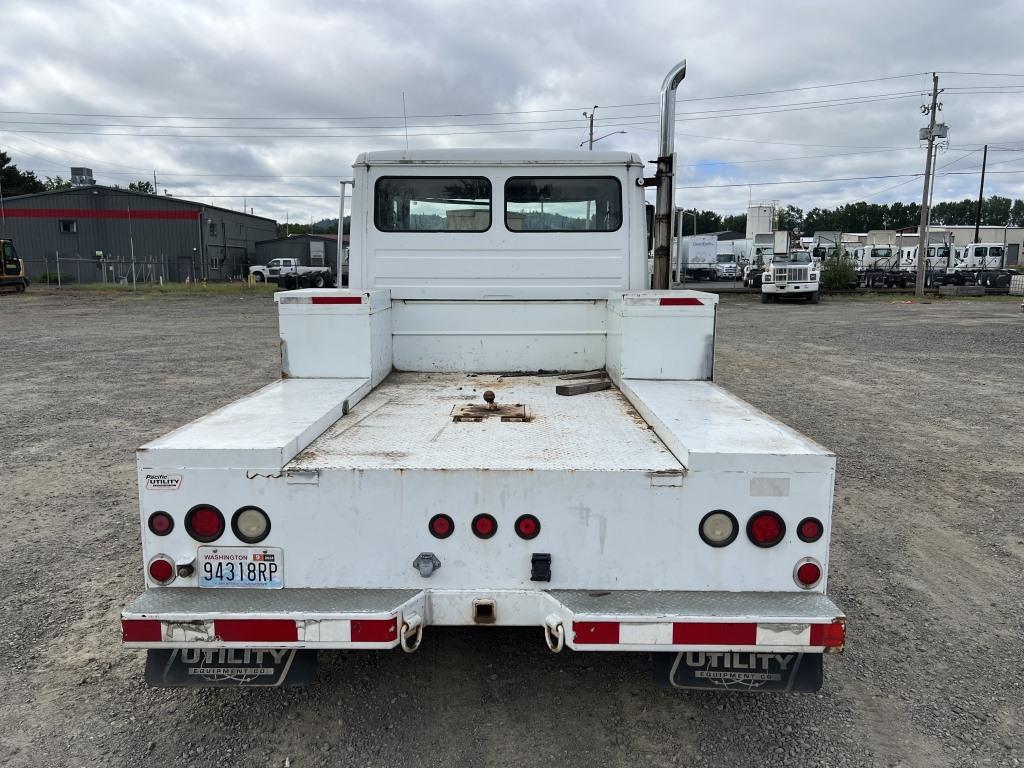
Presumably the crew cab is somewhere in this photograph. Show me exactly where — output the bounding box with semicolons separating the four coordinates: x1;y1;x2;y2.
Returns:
249;257;333;288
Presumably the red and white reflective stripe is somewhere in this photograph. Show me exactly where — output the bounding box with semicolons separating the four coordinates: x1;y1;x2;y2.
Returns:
277;295;364;305
121;617;398;645
659;297;704;306
572;621;844;648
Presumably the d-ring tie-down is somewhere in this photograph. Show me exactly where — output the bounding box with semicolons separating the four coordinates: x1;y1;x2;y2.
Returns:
401;613;424;653
544;614;564;653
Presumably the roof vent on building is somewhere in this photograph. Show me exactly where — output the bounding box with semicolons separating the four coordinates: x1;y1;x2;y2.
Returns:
70;167;96;187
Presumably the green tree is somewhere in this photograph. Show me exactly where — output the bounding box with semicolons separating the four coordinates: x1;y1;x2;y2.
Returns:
776;205;804;232
43;176;72;191
0;151;44;196
127;180;156;193
721;213;747;233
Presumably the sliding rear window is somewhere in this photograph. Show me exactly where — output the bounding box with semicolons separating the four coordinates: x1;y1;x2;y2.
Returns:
374;176;492;232
505;177;622;232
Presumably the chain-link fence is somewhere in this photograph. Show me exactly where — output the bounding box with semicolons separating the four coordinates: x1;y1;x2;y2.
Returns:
22;255;174;286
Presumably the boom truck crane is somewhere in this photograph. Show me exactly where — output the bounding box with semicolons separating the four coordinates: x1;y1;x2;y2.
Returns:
121;61;846;692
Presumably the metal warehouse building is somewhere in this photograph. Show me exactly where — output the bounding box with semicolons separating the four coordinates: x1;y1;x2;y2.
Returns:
0;177;278;283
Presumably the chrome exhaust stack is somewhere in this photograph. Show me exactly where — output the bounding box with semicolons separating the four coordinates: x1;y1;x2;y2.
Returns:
652;59;687;290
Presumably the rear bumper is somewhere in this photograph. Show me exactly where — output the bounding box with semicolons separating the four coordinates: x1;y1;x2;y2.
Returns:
122;588;845;654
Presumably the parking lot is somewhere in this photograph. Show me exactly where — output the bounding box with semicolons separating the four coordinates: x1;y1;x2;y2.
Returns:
1;290;1021;768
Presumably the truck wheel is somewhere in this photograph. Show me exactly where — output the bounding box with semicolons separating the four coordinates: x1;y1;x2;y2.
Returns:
761;293;769;304
995;273;1011;291
253;272;265;282
312;273;326;288
808;290;820;304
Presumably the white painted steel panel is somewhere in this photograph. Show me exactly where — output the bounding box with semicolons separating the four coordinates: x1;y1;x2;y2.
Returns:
138;378;368;470
607;291;717;381
390;300;606;372
290;372;678;471
277;289;393;384
619;379;834;473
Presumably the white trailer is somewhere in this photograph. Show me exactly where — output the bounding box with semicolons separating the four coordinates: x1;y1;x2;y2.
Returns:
677;234;719;281
122;67;845;692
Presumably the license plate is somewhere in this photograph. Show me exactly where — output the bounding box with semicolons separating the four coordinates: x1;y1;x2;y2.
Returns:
198;547;283;589
653;651;822;692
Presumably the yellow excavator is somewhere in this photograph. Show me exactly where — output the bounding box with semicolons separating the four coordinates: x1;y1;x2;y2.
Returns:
1;238;28;292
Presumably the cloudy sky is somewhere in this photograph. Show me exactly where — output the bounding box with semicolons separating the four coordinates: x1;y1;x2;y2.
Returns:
2;0;1024;224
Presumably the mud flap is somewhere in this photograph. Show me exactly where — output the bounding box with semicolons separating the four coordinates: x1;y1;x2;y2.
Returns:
652;651;822;692
145;648;317;688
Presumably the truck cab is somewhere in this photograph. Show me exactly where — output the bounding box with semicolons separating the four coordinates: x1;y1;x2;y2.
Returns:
761;250;820;302
122;149;844;690
1;239;28;292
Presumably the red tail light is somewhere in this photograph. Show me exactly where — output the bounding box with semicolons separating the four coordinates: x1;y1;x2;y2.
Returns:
147;511;174;536
795;559;822;588
428;513;454;539
514;514;541;540
747;511;785;547
185;505;225;543
471;513;497;539
810;621;845;648
797;517;824;543
148;556;175;584
660;297;703;306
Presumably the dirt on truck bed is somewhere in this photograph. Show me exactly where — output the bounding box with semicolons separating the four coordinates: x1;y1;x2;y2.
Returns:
1;291;1022;768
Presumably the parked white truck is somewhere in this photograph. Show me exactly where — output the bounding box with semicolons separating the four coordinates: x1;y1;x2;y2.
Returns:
676;234;719;281
122;65;844;692
249;257;335;288
762;250;820;302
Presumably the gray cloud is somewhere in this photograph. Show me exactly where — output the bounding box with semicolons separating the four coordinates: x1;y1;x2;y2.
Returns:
2;0;1023;222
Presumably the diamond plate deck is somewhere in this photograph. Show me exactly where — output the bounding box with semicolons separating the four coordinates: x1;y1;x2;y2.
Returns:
289;372;682;472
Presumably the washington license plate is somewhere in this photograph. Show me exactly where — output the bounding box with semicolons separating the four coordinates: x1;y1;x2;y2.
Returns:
198;547;283;589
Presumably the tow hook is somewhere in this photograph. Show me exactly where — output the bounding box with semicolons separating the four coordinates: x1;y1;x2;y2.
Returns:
544;614;564;653
401;613;423;653
413;552;441;577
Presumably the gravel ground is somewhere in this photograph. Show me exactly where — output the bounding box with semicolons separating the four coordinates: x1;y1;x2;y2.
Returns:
1;290;1021;768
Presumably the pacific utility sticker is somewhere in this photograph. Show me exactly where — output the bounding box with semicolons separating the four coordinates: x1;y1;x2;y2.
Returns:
145;473;183;491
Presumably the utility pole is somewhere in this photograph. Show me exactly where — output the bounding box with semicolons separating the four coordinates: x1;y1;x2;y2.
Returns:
973;144;988;243
914;72;941;297
583;106;598;150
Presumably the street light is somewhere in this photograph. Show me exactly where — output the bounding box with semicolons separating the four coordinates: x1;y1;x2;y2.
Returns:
679;209;698;236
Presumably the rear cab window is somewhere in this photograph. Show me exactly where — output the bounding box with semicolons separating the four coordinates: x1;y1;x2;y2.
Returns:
504;177;622;232
374;177;492;232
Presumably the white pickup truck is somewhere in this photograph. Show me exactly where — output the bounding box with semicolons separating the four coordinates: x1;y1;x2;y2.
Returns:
249;257;334;288
122;67;844;692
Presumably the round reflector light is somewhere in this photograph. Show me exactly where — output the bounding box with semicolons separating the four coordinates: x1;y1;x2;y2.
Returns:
148;556;175;584
185;505;225;543
797;517;824;543
428;513;454;539
699;510;738;547
232;506;270;544
147;511;174;536
795;559;823;588
514;514;541;540
471;513;497;539
747;511;786;548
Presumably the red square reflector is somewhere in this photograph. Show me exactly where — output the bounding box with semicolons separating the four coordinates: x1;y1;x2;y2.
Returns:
311;296;361;305
809;622;846;648
214;619;298;642
122;619;162;643
572;621;620;644
659;297;703;306
350;618;398;643
673;622;757;645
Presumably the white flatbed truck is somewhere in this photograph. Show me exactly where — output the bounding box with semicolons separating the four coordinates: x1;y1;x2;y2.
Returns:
122;63;845;691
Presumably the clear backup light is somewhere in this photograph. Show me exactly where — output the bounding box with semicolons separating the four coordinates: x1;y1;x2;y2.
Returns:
231;507;270;544
699;510;738;547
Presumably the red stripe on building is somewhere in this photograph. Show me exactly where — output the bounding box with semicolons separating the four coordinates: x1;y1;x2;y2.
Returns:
350;618;398;643
672;622;757;645
3;208;201;220
214;619;298;642
572;621;620;644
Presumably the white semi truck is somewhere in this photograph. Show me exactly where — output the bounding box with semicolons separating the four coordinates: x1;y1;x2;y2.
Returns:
122;63;845;691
